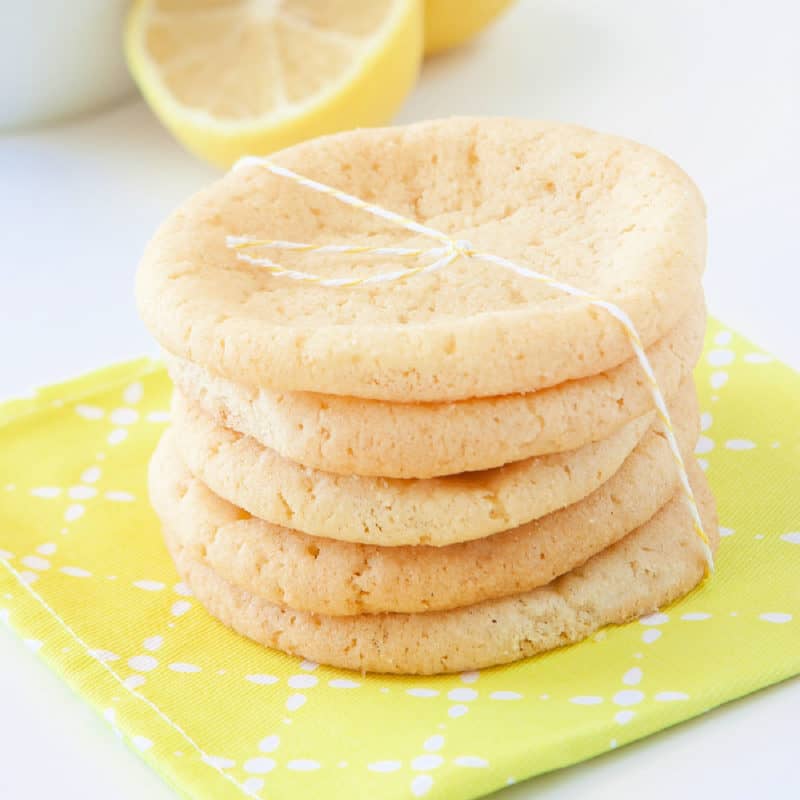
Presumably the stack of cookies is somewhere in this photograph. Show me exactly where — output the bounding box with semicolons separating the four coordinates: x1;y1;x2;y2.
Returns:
138;118;718;675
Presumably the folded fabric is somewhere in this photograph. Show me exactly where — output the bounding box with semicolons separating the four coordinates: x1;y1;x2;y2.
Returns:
0;318;797;800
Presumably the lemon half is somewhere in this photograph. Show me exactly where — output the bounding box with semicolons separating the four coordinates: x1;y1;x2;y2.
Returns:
424;0;514;56
126;0;423;167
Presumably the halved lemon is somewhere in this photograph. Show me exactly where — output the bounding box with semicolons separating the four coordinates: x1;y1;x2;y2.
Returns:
125;0;423;167
424;0;514;56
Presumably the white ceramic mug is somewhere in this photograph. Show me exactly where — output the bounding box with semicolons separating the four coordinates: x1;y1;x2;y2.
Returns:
1;2;135;130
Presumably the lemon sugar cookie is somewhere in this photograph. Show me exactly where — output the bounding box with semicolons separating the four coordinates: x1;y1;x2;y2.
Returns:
136;118;706;402
169;389;668;546
149;385;699;616
161;468;718;674
164;296;705;478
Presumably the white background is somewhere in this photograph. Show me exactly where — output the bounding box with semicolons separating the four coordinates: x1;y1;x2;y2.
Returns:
1;1;798;798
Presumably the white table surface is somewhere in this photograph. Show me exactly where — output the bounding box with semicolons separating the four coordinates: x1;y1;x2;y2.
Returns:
2;1;798;798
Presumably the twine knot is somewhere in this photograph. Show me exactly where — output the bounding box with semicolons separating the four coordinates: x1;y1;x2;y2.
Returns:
451;238;476;257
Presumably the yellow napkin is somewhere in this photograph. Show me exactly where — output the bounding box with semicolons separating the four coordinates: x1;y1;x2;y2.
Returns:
1;318;798;800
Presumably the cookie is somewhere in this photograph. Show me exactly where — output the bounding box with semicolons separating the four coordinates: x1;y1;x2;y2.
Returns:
137;117;706;402
169;387;672;545
164;296;705;478
160;466;718;674
149;386;698;614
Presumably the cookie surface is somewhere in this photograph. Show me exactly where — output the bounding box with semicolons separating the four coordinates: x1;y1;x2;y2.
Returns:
137;117;706;401
165;297;704;478
160;466;718;674
149;387;698;614
169;386;674;545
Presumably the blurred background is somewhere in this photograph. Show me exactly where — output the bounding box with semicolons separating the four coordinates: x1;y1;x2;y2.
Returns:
1;1;799;797
2;1;799;400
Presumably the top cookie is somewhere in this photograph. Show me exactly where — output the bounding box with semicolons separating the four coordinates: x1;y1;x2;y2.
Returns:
137;118;706;401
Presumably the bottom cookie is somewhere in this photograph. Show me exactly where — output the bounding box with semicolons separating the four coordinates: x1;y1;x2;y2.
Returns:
159;466;718;675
